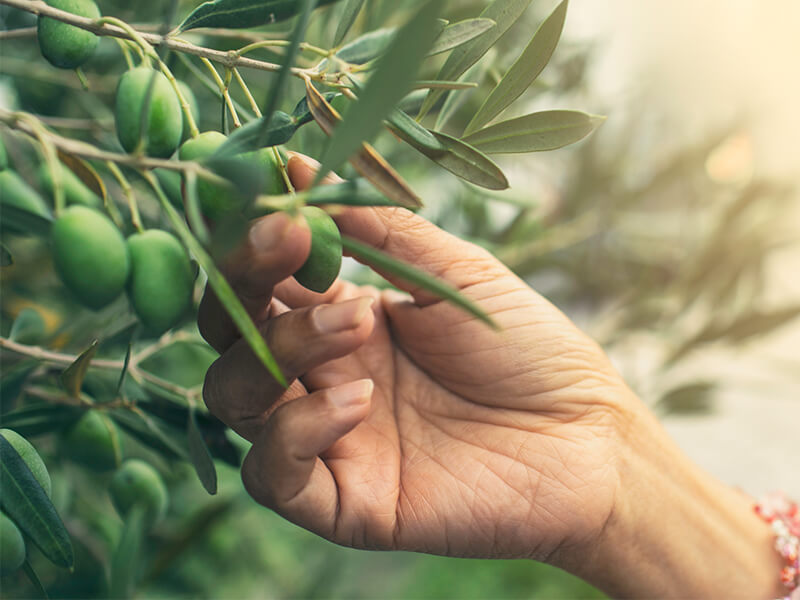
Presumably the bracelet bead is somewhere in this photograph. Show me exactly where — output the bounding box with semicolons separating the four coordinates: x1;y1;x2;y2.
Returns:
754;492;800;600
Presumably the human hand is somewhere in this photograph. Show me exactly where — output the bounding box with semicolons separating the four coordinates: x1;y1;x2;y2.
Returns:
199;154;784;598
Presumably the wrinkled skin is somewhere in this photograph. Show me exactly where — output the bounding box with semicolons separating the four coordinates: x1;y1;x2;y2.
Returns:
200;154;635;568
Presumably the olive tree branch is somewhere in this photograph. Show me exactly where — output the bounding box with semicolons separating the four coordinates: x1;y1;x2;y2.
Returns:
0;109;231;186
0;0;338;81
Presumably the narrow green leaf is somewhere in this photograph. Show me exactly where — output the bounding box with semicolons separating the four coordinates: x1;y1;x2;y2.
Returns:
0;360;40;409
109;409;187;460
333;28;395;65
115;326;139;395
258;0;318;151
22;560;49;600
306;179;407;207
418;0;533;119
464;0;568;135
215;111;297;157
463;110;604;153
429;18;496;56
386;109;445;152
0;202;53;237
656;382;715;415
389;127;508;190
413;80;479;91
1;243;12;266
341;236;497;328
146;173;287;386
292;92;337;126
0;403;83;438
177;0;341;32
187;408;218;495
0;434;74;568
333;0;366;46
315;1;444;184
9;308;47;345
435;59;488;130
110;504;145;599
59;340;98;399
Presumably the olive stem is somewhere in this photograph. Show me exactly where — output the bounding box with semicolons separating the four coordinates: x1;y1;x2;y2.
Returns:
222;67;242;129
272;147;295;195
199;58;240;129
176;53;255;121
97;17;200;139
16;113;65;216
74;68;90;91
106;161;144;233
233;68;261;118
235;39;329;59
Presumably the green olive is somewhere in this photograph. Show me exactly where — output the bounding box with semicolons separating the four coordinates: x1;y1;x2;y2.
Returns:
294;206;342;293
110;460;168;529
61;411;122;472
154;168;184;209
0;512;26;576
178;131;230;220
0;429;52;497
51;206;130;310
0;170;51;221
115;67;183;159
126;230;194;334
37;0;100;70
37;162;101;208
243;147;287;197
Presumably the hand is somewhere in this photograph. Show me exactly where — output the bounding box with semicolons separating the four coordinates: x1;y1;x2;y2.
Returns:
199;154;784;598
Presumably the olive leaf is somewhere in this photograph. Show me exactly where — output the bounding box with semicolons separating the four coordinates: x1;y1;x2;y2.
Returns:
341;236;497;329
291;91;337;126
109;408;188;460
655;381;715;415
333;0;366;46
387;125;508;190
258;0;318;151
187;408;218;495
0;403;83;438
146;173;287;386
418;0;534;119
0;203;53;238
115;325;139;395
386;109;445;152
214;111;297;157
429;18;496;56
1;243;12;266
9;307;46;345
463;110;604;154
0;434;74;568
0;360;41;409
177;0;341;32
464;0;568;135
436;59;488;130
57;150;107;204
305;80;422;208
314;0;444;184
332;28;395;65
306;179;407;207
60;340;98;399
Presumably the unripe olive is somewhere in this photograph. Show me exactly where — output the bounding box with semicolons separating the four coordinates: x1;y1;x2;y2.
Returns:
115;67;183;159
0;170;51;220
178;131;229;220
110;460;168;529
294;207;342;293
126;230;194;334
0;512;26;576
154;168;183;209
37;0;100;70
37;162;101;208
51;206;130;310
0;429;52;497
244;147;287;197
60;411;122;472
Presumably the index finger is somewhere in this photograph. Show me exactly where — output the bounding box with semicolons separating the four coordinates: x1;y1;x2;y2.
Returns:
198;211;311;354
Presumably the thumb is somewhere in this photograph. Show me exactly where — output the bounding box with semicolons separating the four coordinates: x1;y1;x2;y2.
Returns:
286;153;507;301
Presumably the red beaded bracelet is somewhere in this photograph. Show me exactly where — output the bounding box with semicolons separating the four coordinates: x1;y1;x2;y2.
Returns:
755;492;800;600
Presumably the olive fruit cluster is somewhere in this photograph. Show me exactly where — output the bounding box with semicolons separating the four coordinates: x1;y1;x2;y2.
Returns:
51;206;194;333
0;430;52;576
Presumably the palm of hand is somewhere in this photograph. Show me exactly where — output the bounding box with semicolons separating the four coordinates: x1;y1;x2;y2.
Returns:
293;278;623;562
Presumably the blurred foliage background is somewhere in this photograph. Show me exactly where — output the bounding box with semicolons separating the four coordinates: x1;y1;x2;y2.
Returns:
1;0;798;598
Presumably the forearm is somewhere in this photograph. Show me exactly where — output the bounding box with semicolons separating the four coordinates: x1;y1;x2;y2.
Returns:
576;404;785;599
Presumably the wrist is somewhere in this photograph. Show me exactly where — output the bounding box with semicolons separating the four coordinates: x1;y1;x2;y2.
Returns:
573;404;784;598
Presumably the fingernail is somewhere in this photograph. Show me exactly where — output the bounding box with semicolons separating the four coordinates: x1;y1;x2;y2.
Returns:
313;297;373;334
249;214;292;254
329;379;373;408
